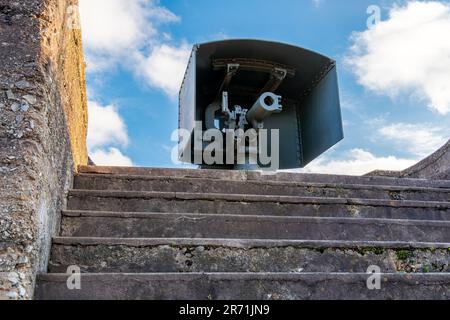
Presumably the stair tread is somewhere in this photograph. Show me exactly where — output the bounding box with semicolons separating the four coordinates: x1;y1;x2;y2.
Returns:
60;210;450;242
75;173;450;192
35;272;450;300
61;210;450;226
52;236;450;249
78;165;450;188
37;272;450;279
37;168;450;300
68;190;450;208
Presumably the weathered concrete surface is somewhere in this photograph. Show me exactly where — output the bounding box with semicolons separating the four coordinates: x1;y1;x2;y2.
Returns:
38;168;450;299
48;238;450;274
66;191;450;221
402;139;450;180
74;173;450;201
368;139;450;180
0;0;87;299
35;273;450;300
79;165;450;188
59;211;450;242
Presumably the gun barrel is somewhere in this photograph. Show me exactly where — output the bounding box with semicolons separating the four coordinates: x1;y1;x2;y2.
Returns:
246;92;282;129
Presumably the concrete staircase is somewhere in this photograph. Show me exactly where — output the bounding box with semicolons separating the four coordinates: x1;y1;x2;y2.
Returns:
35;166;450;299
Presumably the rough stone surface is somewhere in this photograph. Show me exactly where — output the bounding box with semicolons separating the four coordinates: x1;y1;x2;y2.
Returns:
59;212;450;242
368;139;450;180
48;240;450;274
74;173;450;201
37;168;450;299
66;191;450;221
79;165;450;187
0;0;87;299
35;273;450;300
401;139;450;180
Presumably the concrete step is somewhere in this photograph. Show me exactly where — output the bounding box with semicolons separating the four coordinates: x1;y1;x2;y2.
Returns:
60;211;450;242
78;165;450;188
48;237;450;274
35;273;450;300
74;173;450;202
66;190;450;221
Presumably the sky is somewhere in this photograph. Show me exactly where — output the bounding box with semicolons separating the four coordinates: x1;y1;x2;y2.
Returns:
77;0;450;175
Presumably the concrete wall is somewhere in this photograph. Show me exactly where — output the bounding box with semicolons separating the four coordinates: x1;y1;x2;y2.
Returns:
401;139;450;180
368;139;450;180
0;0;88;299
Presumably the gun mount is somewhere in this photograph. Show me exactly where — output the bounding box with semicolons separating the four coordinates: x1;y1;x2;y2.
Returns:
178;39;343;170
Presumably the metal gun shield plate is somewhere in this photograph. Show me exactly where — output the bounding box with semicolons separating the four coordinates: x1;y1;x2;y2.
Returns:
179;39;344;169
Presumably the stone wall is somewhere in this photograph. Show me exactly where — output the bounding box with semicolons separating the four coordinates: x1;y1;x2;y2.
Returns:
0;0;88;299
401;139;450;180
368;139;450;180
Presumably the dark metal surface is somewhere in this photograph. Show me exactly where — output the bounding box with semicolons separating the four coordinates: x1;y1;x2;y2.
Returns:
300;66;343;166
179;39;343;169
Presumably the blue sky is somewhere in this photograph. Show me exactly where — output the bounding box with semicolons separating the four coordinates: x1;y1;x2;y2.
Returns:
78;0;450;174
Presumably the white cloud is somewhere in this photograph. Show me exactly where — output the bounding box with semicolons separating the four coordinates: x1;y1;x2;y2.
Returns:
346;1;450;114
78;1;189;165
80;0;150;55
87;101;129;150
87;101;133;166
135;43;191;97
90;148;133;166
79;0;178;57
378;122;448;157
300;149;416;175
79;0;190;97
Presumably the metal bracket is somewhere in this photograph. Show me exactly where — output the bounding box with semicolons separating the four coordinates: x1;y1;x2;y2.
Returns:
215;63;240;101
213;58;296;77
258;67;288;96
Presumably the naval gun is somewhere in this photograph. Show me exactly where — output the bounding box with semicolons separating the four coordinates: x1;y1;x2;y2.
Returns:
178;39;343;170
